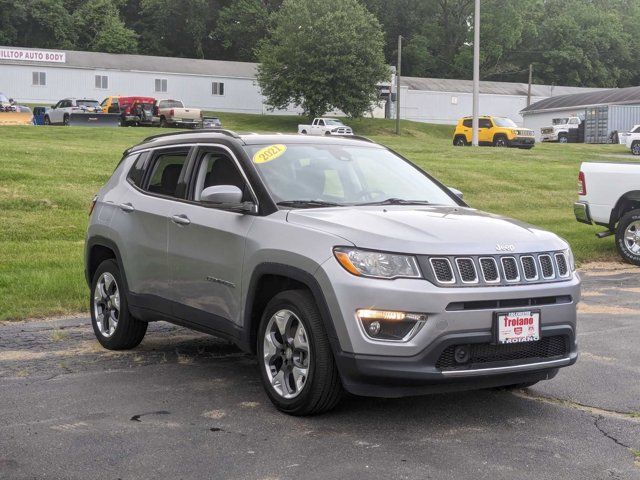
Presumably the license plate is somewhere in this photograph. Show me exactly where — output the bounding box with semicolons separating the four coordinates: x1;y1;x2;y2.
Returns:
496;310;540;344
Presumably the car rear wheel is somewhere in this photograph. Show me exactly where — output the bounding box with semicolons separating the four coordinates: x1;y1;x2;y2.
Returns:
301;130;308;134
90;259;147;350
615;209;640;266
453;135;467;146
63;114;69;126
44;115;50;125
160;117;168;128
631;141;640;156
257;290;342;415
493;135;509;147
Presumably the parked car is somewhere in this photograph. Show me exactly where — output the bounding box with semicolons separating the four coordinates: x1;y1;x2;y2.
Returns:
575;162;640;265
202;116;222;129
453;116;535;148
156;99;202;128
624;125;640;155
86;130;579;415
0;92;15;110
100;96;159;126
540;117;582;143
298;118;353;135
44;98;102;125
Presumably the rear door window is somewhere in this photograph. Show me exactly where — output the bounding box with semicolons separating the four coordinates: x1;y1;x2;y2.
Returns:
479;118;492;129
145;150;190;198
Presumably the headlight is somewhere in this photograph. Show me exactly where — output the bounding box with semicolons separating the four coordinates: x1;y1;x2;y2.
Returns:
333;247;422;279
563;248;576;272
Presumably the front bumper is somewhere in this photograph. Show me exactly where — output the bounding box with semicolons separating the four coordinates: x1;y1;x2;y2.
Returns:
316;259;580;397
510;136;536;147
170;118;201;127
574;202;592;225
541;133;558;142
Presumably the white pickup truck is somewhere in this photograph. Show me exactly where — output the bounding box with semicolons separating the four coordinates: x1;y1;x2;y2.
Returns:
624;125;640;155
156;99;202;128
298;118;353;136
540;116;581;143
574;162;640;265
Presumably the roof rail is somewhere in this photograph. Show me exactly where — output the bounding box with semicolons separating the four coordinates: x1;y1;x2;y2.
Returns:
142;128;241;143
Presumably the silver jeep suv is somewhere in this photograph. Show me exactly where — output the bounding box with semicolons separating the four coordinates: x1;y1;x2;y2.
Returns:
85;130;580;415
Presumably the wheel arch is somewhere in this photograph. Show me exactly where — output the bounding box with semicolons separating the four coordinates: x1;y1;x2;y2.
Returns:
609;191;640;228
242;263;340;355
85;236;129;292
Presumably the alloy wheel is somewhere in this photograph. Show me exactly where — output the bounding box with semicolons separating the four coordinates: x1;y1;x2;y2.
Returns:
93;272;121;338
623;221;640;255
262;309;311;399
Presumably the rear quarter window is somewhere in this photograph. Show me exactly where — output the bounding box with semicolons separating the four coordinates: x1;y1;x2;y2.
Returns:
126;153;146;187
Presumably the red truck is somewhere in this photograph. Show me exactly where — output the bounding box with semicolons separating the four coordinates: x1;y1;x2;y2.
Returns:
100;96;160;127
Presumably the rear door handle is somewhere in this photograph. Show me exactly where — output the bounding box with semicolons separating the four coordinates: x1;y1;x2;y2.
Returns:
171;214;191;226
119;202;135;213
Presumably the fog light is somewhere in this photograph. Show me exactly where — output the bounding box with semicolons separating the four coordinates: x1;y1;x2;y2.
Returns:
356;309;427;342
368;321;381;336
454;345;470;364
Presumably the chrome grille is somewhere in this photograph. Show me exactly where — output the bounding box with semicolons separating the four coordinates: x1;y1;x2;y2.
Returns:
479;257;499;282
430;258;454;283
539;254;554;279
456;258;478;283
501;257;520;282
521;256;538;280
555;253;569;277
423;251;572;287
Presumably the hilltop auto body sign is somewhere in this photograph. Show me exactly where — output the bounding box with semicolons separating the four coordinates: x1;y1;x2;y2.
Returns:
0;48;66;63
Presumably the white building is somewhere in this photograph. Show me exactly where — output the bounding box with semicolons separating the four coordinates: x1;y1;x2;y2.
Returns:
398;76;604;126
0;45;606;125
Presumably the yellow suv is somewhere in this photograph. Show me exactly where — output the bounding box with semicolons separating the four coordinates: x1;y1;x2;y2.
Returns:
453;116;535;149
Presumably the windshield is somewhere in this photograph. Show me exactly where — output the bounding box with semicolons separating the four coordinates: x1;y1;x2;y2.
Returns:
324;119;345;126
553;118;569;125
160;100;183;108
0;93;9;103
492;117;518;128
77;100;99;107
244;143;458;207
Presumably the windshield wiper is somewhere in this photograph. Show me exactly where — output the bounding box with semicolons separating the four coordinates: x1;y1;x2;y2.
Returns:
277;200;343;208
355;198;431;206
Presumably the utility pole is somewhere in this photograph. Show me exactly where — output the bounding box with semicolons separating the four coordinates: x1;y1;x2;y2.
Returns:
471;0;480;147
527;63;533;107
396;35;402;135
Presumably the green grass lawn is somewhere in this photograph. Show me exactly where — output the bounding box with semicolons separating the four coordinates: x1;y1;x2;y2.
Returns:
0;116;634;320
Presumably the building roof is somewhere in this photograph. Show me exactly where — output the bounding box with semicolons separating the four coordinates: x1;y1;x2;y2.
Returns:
521;85;640;114
0;46;258;78
401;76;603;97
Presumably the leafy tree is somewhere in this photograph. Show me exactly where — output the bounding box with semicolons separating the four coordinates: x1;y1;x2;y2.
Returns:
73;0;138;53
256;0;389;118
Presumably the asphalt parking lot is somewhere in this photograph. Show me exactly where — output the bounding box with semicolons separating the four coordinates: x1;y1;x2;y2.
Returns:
1;264;639;480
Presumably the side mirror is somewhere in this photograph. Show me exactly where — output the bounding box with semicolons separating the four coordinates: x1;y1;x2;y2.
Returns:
448;187;463;200
201;185;243;204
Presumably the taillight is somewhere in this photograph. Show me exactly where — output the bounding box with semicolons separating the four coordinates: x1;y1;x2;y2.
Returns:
577;171;586;195
89;195;97;216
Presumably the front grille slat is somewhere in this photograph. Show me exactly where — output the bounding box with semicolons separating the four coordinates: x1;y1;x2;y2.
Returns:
479;257;499;282
520;256;538;281
539;254;554;279
555;253;569;277
430;258;455;283
456;258;478;283
501;257;520;282
436;336;568;371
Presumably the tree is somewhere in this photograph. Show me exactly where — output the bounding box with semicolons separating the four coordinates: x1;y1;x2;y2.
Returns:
256;0;389;118
73;0;138;53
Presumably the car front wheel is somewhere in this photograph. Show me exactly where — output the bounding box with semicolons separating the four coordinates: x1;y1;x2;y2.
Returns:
631;141;640;156
90;259;147;350
615;209;640;266
257;290;342;415
494;135;509;147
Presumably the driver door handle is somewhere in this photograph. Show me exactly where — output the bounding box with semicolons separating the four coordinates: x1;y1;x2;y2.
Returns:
171;214;191;226
119;202;135;213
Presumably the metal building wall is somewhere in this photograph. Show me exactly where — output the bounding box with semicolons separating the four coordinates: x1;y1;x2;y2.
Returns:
0;63;302;114
401;87;547;126
607;105;640;133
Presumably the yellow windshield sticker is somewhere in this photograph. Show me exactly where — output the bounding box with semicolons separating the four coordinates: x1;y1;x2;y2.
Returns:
253;144;287;164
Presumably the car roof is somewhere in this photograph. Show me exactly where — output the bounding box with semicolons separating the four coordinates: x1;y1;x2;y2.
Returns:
126;131;381;153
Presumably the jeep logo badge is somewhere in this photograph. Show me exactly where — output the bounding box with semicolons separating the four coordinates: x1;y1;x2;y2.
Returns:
496;243;515;252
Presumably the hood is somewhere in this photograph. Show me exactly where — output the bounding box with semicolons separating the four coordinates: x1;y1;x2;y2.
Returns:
286;205;567;255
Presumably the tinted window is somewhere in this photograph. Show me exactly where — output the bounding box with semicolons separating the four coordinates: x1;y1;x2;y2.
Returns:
462;119;472;128
193;152;250;203
146;151;189;197
479;118;492;129
126;154;145;187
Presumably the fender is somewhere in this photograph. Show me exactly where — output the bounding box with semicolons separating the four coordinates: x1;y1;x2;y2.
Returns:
242;263;342;355
609;190;640;228
84;235;129;292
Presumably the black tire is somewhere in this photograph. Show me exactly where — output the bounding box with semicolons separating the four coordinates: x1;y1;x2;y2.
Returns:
160;117;168;128
615;209;640;266
558;134;568;144
493;135;509;147
453;135;467;146
631;141;640;156
90;259;147;350
301;130;307;134
63;114;69;126
325;131;332;136
257;290;343;415
43;115;51;125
